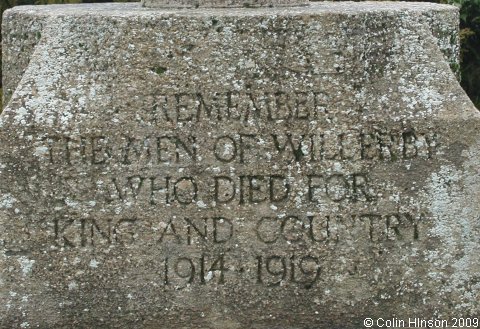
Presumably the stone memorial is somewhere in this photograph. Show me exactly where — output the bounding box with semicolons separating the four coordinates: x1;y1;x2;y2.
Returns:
1;0;479;327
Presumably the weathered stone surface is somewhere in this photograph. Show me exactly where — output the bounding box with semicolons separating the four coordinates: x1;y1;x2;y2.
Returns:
1;2;479;328
142;0;309;8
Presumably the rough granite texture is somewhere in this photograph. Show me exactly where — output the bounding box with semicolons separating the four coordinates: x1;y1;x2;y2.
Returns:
1;2;479;328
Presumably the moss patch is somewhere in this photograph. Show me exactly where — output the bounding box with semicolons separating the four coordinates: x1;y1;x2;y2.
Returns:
150;66;167;75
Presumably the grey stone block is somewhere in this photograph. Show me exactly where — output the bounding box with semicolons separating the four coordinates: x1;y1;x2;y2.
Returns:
0;2;478;328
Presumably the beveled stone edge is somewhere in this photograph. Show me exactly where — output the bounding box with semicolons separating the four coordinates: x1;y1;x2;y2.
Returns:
141;0;310;8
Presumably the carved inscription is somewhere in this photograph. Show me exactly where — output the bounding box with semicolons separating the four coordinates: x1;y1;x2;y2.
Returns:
89;172;375;205
150;91;331;124
42;211;423;288
159;253;322;289
18;91;441;289
40;127;437;167
50;212;421;249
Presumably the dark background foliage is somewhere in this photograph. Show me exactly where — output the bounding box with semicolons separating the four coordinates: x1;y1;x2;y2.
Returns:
452;0;480;107
0;0;479;109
